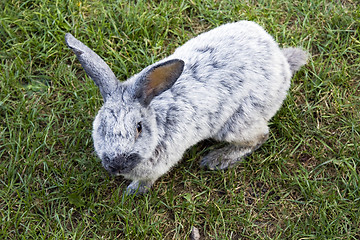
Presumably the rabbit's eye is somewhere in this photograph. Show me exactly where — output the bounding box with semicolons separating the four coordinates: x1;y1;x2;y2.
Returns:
136;122;142;135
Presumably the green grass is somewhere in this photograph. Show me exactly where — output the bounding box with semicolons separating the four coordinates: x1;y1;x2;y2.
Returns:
1;0;359;239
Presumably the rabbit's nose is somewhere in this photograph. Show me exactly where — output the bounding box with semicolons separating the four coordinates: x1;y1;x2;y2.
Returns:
107;164;121;176
102;153;122;175
105;153;126;175
104;153;142;175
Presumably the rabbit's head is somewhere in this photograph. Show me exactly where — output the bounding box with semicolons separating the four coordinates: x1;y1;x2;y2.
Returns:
91;93;154;175
65;33;184;176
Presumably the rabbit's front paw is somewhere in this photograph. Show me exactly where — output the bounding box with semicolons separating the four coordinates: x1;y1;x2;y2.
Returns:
125;180;153;196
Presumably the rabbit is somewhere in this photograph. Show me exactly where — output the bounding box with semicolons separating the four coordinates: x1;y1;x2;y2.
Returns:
65;21;308;195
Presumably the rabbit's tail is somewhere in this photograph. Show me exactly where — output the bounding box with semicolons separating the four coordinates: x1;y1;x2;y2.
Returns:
281;48;308;75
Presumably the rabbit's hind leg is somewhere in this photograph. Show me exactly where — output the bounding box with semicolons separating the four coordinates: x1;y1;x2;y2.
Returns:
200;120;269;170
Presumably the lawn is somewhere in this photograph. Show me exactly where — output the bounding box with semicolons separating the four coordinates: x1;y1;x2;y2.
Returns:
0;0;359;239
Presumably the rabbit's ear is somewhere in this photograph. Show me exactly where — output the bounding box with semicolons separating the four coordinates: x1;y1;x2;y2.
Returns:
135;59;184;106
65;33;120;102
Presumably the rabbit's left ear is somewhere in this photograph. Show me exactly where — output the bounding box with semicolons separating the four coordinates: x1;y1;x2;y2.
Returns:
65;33;120;102
134;59;184;106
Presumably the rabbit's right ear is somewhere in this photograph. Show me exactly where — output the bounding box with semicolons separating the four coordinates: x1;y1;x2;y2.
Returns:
65;33;120;101
134;59;184;106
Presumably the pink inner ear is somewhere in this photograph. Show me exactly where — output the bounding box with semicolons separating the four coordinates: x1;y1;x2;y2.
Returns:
146;60;184;91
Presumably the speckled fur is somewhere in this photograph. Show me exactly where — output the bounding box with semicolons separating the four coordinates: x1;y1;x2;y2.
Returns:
65;21;308;194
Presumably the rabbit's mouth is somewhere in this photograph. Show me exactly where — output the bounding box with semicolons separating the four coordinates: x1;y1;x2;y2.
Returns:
103;153;142;176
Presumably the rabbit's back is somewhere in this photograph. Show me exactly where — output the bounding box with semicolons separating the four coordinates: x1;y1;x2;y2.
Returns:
153;21;291;142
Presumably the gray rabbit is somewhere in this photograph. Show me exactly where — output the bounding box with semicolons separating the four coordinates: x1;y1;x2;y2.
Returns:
65;21;308;194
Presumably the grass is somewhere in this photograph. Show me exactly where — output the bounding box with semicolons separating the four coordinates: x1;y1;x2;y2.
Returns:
0;0;359;239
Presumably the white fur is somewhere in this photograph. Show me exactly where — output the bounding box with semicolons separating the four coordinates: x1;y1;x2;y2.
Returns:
65;21;308;194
